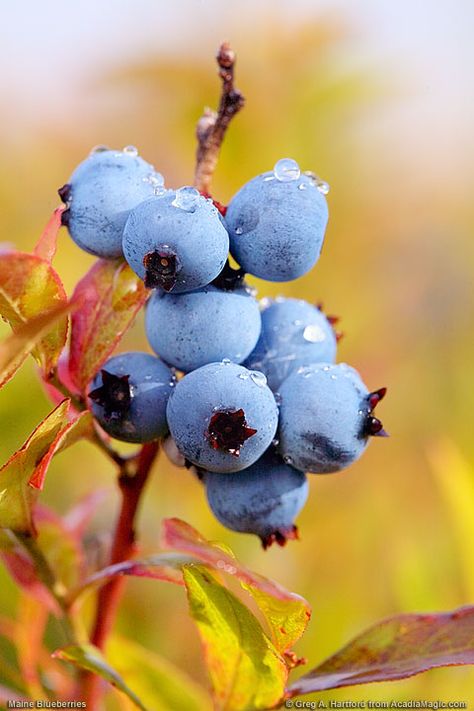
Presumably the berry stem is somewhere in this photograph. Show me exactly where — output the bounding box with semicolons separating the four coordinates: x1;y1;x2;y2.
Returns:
81;440;159;708
194;42;245;193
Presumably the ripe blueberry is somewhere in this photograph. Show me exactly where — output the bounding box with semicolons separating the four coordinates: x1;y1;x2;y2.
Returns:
204;448;309;548
122;188;229;293
166;361;278;473
225;159;329;281
88;351;174;443
145;279;261;373
59;147;161;258
244;297;338;391
278;363;387;473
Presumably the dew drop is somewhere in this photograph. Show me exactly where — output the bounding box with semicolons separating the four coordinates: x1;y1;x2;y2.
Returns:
303;324;325;343
154;186;167;197
272;438;280;446
298;182;308;191
123;145;139;157
330;374;337;380
274;392;282;405
90;145;109;155
238;373;249;380
235;226;243;235
274;158;301;182
263;175;275;182
316;179;330;195
283;454;294;465
322;365;331;372
221;358;231;365
172;186;201;212
259;297;273;310
250;371;267;387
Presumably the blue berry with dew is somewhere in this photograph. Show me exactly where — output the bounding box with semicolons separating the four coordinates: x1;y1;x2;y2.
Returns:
225;158;329;281
204;448;309;548
59;146;163;258
278;363;387;473
244;297;339;391
122;187;229;293
88;351;175;443
145;262;261;372
166;361;278;473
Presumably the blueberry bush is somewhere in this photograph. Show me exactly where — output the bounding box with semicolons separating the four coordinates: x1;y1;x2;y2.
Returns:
0;43;473;710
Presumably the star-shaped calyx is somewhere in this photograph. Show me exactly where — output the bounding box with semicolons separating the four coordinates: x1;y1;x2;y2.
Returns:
206;408;257;456
363;386;388;437
89;370;132;420
143;249;181;291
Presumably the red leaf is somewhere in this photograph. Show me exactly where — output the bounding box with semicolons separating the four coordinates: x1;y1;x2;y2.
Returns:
68;259;149;392
0;252;68;376
287;606;474;695
34;207;64;263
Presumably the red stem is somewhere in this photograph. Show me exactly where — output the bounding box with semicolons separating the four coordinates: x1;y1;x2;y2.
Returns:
81;440;159;708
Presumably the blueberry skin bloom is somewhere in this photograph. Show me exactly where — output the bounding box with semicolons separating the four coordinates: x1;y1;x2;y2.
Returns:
225;171;328;281
166;362;278;473
60;149;160;258
244;298;337;391
122;190;229;293
145;285;262;372
204;449;309;548
278;363;386;473
88;352;174;443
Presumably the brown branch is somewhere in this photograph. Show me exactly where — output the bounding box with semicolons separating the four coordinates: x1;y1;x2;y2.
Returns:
81;440;160;709
194;42;245;194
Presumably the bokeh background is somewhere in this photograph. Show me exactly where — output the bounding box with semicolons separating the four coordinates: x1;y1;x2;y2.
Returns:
1;0;474;705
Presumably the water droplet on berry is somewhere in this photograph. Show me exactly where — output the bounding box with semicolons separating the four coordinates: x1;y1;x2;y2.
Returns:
259;297;273;310
238;373;249;380
123;145;139;157
234;226;243;235
274;158;301;182
298;182;307;191
250;371;267;387
303;324;325;343
274;392;282;405
272;438;280;446
316;179;330;195
322;365;331;372
172;186;201;212
283;454;294;465
330;374;337;380
90;145;109;155
221;358;231;365
263;175;275;182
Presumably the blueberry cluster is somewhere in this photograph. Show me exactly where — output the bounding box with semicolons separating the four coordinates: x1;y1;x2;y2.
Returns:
60;149;387;548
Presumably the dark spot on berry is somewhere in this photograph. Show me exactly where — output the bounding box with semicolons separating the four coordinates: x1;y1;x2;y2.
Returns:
89;370;132;420
206;408;257;456
143;249;181;291
301;432;352;464
58;183;71;204
211;260;246;291
261;525;299;550
61;208;70;227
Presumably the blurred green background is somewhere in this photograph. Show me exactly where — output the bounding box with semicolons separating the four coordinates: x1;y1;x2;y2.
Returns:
1;0;474;705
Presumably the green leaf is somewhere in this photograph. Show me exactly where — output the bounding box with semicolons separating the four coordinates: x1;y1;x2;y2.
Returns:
183;566;287;711
0;400;71;533
161;518;311;659
0;252;68;376
68;259;149;391
53;643;148;710
287;606;474;695
0;301;72;389
107;635;212;711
